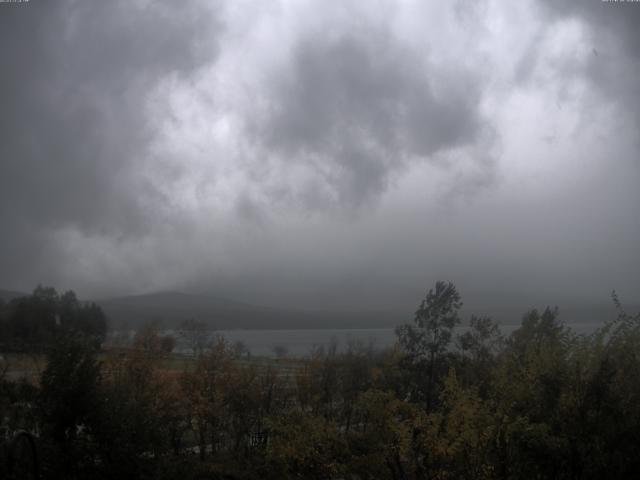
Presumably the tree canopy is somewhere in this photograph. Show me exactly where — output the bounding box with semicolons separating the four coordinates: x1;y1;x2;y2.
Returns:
2;281;640;479
0;286;107;350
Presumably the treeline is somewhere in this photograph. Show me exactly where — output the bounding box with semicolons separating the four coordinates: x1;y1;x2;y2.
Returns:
0;286;107;350
1;282;640;479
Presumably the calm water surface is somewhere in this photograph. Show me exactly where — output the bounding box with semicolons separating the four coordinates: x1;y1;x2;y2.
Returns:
212;322;601;357
112;323;603;357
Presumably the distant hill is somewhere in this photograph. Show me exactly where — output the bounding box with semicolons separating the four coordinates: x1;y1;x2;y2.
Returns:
96;291;406;330
4;287;636;330
96;290;640;330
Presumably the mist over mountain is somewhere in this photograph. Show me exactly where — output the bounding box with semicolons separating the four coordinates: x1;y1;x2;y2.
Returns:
96;291;406;330
2;285;635;331
94;290;634;330
1;1;638;310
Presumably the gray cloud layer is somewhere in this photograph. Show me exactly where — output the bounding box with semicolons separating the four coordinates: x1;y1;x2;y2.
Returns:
537;0;640;123
0;0;638;312
0;0;221;284
254;30;485;209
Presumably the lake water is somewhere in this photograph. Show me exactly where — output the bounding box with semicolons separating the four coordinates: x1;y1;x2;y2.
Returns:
207;322;602;357
109;322;603;357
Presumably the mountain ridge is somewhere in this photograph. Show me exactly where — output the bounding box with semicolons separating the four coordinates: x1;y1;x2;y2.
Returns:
2;288;637;330
95;290;406;330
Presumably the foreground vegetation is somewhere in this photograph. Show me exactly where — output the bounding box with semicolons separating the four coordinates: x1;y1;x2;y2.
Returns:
1;283;640;479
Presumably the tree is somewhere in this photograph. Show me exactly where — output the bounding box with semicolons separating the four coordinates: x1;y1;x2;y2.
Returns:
160;335;177;354
396;281;462;409
180;336;236;460
133;322;176;357
3;286;107;349
456;315;503;391
347;389;415;480
296;342;340;419
178;319;208;357
265;410;347;480
457;315;502;363
38;333;102;477
417;370;497;480
490;307;573;479
338;340;374;431
232;340;250;358
507;307;567;358
272;345;289;359
94;335;180;478
7;286;58;348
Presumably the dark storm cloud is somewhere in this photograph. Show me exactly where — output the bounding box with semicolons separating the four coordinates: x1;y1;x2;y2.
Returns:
0;0;221;285
252;30;489;210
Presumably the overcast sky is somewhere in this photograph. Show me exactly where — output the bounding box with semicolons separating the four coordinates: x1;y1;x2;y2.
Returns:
1;0;638;311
